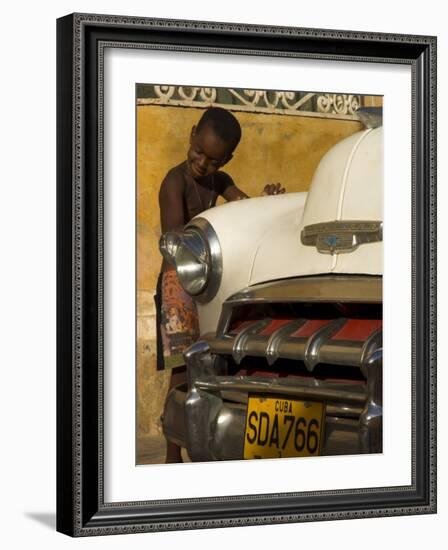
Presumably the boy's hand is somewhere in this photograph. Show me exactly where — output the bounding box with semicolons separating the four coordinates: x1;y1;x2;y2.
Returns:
262;182;286;195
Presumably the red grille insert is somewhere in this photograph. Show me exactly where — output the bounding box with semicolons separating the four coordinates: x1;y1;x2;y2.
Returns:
331;319;382;342
258;319;293;336
290;319;332;338
228;320;259;335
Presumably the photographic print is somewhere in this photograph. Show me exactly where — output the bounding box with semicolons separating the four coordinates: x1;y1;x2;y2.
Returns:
135;84;384;465
57;13;435;535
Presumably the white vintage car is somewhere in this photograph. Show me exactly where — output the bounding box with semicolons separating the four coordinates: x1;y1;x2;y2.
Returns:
160;125;383;461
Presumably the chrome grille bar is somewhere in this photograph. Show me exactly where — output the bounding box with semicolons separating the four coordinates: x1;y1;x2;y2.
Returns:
202;316;381;371
219;389;363;418
303;318;346;371
232;318;271;364
194;375;367;405
266;319;306;365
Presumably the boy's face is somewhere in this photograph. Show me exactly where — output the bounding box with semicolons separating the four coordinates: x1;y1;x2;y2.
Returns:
187;124;234;179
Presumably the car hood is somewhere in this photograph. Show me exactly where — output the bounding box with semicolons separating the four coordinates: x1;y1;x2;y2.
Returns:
249;127;383;285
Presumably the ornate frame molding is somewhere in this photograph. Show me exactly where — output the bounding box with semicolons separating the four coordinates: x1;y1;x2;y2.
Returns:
56;13;437;537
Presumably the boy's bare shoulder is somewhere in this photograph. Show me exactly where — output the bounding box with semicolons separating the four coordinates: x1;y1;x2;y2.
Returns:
160;162;187;190
215;170;236;193
163;161;187;180
215;169;232;181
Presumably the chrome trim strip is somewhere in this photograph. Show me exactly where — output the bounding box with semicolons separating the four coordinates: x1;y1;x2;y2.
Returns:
218;390;363;418
360;328;383;377
194;375;367;405
326;404;363;418
183;341;221;461
185;217;222;303
232;319;271;364
318;341;364;367
359;348;382;453
161;385;187;447
226;275;382;305
159;231;182;265
216;302;234;337
304;318;347;371
240;336;270;357
265;319;306;366
160;218;223;304
301;220;383;254
275;339;308;361
202;322;379;370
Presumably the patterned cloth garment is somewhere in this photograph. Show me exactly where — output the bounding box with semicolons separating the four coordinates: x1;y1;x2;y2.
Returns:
155;269;200;370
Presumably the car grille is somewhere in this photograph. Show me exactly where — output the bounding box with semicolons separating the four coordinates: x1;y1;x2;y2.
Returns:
202;314;382;378
180;281;383;458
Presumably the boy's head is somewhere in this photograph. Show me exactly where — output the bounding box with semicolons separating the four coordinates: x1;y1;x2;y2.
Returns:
187;107;241;179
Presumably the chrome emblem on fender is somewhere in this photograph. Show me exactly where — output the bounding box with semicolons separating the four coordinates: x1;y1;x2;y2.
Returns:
301;220;383;254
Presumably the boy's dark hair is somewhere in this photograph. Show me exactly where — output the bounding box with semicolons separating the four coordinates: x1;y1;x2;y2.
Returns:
196;107;242;151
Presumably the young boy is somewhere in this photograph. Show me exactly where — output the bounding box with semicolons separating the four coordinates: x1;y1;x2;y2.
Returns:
157;107;284;462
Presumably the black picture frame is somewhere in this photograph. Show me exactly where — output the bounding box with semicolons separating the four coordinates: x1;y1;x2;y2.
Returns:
56;13;437;537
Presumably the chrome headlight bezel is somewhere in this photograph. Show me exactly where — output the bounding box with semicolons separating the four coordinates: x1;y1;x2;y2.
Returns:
159;217;222;303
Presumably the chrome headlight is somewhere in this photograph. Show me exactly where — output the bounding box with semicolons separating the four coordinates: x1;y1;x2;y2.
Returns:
159;218;222;303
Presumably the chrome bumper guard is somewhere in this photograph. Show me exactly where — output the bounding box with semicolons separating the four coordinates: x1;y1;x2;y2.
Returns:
162;339;382;461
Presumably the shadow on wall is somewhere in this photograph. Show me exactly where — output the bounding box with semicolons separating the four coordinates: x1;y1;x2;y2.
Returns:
25;512;56;531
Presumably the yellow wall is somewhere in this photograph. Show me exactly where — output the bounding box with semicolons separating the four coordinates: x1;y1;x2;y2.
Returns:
362;95;383;108
137;106;364;289
136;105;364;440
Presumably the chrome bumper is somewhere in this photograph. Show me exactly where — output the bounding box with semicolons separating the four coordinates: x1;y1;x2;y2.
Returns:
162;341;382;461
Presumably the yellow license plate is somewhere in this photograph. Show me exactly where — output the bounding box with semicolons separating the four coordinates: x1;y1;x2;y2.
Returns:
243;395;324;459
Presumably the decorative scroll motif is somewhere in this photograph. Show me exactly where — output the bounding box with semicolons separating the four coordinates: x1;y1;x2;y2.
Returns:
154;86;218;103
316;94;361;115
139;85;362;119
227;89;315;111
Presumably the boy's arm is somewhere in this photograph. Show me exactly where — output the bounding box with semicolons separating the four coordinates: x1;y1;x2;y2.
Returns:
218;172;249;201
159;171;185;232
220;172;285;201
222;184;249;201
